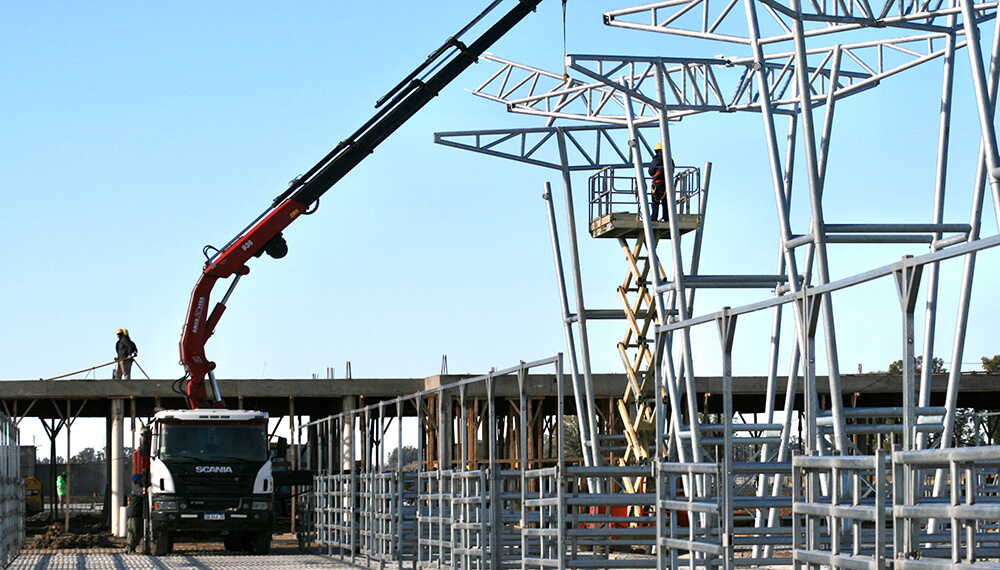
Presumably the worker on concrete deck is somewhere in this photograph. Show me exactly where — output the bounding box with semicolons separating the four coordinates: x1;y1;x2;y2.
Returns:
647;142;671;222
125;473;143;553
113;329;138;380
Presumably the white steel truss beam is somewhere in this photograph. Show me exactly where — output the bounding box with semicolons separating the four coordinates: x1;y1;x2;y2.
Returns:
435;124;659;171
604;0;996;44
472;32;965;125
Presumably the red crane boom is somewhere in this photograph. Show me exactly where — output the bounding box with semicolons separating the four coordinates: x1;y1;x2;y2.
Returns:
178;0;543;408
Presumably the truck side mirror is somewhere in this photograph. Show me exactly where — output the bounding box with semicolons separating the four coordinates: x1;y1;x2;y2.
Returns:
139;427;151;458
274;436;287;460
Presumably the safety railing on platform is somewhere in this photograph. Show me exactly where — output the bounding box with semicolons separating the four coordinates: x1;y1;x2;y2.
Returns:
0;413;20;568
588;164;702;224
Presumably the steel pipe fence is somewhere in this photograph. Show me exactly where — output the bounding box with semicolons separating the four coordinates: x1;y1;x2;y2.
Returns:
731;461;796;565
0;413;20;568
521;466;561;569
565;466;658;561
363;472;401;564
523;464;659;569
655;461;724;570
418;469;456;570
415;469;493;570
301;356;566;570
496;470;527;570
313;473;356;560
652;457;799;569
296;356;1000;570
452;470;488;570
792;452;889;570
893;446;1000;570
300;381;1000;570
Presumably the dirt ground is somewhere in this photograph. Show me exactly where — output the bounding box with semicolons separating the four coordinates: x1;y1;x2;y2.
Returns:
24;513;115;550
23;512;301;553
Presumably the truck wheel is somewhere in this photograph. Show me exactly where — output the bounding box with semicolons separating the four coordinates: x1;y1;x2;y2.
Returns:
152;531;171;556
251;531;271;555
223;534;246;552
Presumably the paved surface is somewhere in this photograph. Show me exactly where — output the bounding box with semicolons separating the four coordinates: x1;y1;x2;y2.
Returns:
10;534;371;570
9;552;361;569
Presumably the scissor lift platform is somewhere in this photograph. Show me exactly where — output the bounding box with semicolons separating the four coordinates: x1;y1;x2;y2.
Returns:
589;212;701;240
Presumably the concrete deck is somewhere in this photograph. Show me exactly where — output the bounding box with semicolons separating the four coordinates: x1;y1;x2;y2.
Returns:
1;372;997;421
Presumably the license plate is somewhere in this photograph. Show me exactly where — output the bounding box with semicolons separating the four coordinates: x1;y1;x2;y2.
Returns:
205;513;224;521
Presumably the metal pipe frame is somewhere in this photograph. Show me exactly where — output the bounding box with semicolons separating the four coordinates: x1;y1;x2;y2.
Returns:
543;182;593;474
556;129;605;473
423;0;1000;568
0;413;20;567
894;445;1000;568
791;450;888;570
302;356;565;569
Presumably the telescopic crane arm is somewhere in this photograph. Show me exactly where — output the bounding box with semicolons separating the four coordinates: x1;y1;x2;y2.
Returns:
179;0;543;409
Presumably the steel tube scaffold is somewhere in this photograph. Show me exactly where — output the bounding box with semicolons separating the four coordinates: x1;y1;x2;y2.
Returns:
310;0;1000;568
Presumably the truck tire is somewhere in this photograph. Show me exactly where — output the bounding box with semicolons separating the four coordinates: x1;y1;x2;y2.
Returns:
224;533;248;552
152;531;171;556
251;531;271;555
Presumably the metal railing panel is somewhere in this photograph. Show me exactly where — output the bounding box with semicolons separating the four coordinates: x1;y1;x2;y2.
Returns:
893;446;1000;570
792;451;889;570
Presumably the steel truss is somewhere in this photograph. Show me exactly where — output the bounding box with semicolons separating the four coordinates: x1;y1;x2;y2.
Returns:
426;0;1000;568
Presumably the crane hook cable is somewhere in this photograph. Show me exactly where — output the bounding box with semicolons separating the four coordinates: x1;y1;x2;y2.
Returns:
561;0;569;85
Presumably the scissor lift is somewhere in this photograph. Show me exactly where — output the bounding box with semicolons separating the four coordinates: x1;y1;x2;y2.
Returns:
588;164;707;476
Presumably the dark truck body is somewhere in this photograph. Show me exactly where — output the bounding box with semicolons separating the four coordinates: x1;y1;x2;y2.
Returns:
146;409;274;555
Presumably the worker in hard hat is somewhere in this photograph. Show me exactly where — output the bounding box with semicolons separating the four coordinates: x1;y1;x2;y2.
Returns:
647;142;670;222
113;329;138;380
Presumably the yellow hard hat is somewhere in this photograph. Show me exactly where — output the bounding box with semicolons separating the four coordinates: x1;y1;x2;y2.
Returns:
117;329;124;335
654;142;662;151
124;329;129;336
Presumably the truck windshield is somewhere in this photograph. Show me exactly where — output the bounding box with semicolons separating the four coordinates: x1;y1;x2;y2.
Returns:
159;422;268;462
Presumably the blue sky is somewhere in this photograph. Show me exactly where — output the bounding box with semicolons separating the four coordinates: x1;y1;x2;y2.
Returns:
3;1;1000;456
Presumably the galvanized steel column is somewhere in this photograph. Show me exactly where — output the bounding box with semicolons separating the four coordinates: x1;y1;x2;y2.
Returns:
894;257;923;451
789;0;847;453
717;309;737;570
542;182;593;469
555;128;603;470
919;21;958;450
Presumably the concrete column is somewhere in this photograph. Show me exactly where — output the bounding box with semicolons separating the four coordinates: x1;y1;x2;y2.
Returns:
289;396;297;533
341;396;355;472
64;414;71;532
110;399;125;537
